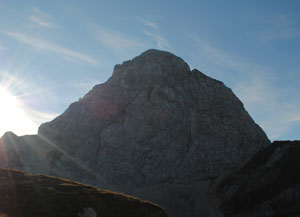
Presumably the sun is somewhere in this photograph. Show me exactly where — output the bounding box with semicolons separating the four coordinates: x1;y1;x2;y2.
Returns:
0;86;20;111
0;86;30;136
0;73;58;137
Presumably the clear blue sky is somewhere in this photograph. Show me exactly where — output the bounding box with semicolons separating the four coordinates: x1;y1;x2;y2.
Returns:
0;0;299;141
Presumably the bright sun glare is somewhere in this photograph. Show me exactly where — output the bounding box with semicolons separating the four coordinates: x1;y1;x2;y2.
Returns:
0;86;34;136
0;87;20;111
0;72;58;137
0;87;22;134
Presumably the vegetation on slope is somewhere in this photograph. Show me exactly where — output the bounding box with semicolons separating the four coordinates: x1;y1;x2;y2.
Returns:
0;168;167;217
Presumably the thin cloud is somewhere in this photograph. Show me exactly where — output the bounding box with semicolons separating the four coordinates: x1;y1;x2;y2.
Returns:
235;78;277;104
256;15;300;41
33;7;52;18
30;16;58;28
144;30;172;50
258;27;300;41
0;44;5;51
4;31;98;64
94;28;146;50
30;7;58;28
26;109;59;126
192;35;300;140
236;78;300;139
192;36;266;75
139;18;157;29
66;79;103;94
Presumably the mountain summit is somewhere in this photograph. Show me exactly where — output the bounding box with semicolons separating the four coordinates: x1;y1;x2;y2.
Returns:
1;49;270;217
109;49;191;89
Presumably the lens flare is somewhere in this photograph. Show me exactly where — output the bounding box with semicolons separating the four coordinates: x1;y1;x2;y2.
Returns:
0;86;27;136
0;71;59;137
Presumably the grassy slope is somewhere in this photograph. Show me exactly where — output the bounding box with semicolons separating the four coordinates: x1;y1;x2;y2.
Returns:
0;168;167;217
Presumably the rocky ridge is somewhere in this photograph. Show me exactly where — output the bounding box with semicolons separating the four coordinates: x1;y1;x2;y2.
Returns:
0;49;271;217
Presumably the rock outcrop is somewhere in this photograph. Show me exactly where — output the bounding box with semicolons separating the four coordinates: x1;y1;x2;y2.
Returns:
0;49;270;217
0;168;167;217
215;140;300;217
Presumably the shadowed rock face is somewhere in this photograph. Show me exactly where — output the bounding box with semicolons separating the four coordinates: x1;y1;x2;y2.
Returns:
0;49;270;217
38;49;269;186
0;168;167;217
215;140;300;217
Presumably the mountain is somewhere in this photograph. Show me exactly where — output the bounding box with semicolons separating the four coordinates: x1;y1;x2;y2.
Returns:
0;49;270;217
0;168;167;217
215;140;300;217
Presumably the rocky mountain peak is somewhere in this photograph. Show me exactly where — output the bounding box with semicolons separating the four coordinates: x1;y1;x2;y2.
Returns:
1;131;17;139
38;49;269;186
109;49;191;89
2;49;270;217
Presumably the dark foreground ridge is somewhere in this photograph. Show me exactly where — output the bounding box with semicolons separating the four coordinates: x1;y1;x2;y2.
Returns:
215;140;300;217
0;168;167;217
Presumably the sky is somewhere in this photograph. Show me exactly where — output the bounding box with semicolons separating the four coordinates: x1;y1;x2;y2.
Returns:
0;0;299;141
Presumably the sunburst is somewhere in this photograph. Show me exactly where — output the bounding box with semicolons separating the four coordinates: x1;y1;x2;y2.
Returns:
0;86;30;136
0;71;58;136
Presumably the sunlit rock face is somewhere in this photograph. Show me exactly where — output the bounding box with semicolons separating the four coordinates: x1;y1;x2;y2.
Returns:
1;49;270;217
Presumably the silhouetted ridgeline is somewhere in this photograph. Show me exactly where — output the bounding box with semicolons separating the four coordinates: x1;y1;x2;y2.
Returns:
0;168;167;217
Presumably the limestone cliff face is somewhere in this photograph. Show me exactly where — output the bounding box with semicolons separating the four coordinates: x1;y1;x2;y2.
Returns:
0;49;270;217
38;49;269;189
